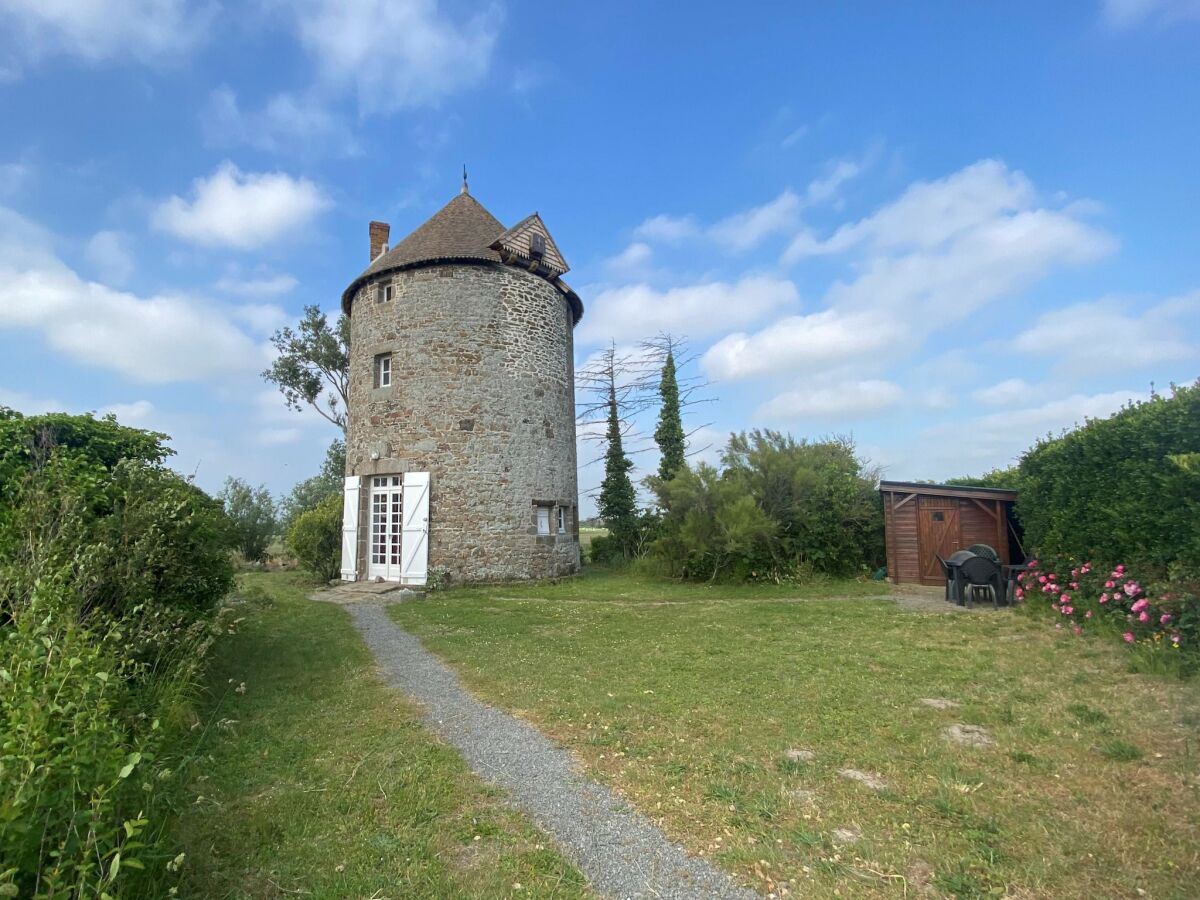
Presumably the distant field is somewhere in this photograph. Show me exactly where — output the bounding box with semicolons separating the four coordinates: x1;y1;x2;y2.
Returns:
577;526;607;552
391;567;1200;899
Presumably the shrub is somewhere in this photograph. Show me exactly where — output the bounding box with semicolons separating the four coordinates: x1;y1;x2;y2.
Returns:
651;430;883;582
1016;555;1198;674
287;494;343;582
1016;382;1200;579
218;477;277;563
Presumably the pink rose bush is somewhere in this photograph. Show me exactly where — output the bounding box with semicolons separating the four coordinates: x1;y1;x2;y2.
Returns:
1017;555;1197;660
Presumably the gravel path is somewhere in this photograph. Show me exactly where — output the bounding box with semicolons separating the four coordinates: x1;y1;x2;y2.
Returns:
343;600;758;900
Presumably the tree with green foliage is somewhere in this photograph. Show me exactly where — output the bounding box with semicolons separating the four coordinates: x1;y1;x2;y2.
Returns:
287;493;343;582
599;380;639;557
218;477;276;563
279;439;346;532
653;348;686;481
263;305;350;433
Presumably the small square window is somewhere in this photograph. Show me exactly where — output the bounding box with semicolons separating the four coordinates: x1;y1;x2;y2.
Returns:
536;505;551;535
932;511;945;522
374;353;392;388
377;283;394;303
557;507;567;534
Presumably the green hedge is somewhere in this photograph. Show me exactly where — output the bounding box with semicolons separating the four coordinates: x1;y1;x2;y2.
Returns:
1017;382;1200;578
0;412;235;897
287;493;343;582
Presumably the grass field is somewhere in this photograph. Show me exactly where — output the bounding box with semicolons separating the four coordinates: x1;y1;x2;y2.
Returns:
170;571;589;899
390;566;1200;899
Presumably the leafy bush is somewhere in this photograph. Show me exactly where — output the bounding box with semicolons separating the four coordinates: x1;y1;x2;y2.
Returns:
651;430;883;582
287;494;343;582
0;412;235;896
278;439;345;533
1017;555;1198;674
1017;382;1200;579
218;477;276;563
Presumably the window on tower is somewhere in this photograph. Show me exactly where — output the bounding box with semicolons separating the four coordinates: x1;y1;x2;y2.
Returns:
377;283;394;303
536;505;551;535
557;506;568;534
374;353;392;388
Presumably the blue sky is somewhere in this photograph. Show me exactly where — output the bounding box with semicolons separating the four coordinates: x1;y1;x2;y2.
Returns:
1;1;1198;513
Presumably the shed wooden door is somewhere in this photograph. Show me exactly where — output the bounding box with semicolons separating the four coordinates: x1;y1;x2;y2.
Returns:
917;500;961;584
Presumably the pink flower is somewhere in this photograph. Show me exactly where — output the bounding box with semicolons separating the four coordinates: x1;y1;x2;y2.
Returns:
1072;625;1083;636
1105;581;1115;588
1160;614;1172;625
1124;581;1140;596
1138;611;1150;623
1039;576;1048;584
1116;564;1126;574
1055;623;1063;630
1069;582;1079;590
1071;568;1079;577
1130;598;1148;613
1048;573;1057;581
1062;606;1074;616
1099;593;1109;603
1017;572;1025;582
1172;633;1182;645
1015;588;1025;600
1085;610;1093;619
1123;632;1135;643
1061;593;1072;603
1028;559;1038;568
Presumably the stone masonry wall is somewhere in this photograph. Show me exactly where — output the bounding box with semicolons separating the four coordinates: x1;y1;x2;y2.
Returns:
346;262;580;582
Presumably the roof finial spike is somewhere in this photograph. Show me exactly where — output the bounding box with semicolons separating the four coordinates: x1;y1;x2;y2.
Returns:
461;164;468;195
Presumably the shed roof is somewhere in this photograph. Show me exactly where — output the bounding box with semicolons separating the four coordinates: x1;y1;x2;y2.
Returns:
878;480;1018;501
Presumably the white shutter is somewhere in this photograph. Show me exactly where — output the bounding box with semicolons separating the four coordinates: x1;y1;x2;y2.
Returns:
401;471;430;586
340;476;360;581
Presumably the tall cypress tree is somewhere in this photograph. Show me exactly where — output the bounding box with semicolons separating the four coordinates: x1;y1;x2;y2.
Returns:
654;349;686;480
598;380;637;556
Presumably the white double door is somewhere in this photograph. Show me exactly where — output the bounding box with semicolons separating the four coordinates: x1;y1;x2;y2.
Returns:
368;475;404;581
362;472;431;584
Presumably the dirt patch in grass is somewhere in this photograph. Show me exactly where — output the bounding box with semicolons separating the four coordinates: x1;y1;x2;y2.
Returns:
392;567;1200;899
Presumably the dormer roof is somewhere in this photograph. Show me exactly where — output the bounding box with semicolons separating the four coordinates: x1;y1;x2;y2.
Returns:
490;213;569;277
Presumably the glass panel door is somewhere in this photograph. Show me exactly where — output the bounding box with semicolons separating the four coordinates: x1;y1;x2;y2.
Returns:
368;476;403;580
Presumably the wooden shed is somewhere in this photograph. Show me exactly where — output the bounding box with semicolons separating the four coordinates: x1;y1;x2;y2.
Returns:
879;481;1021;586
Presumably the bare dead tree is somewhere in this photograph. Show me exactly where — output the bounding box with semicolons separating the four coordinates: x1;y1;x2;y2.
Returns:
632;333;717;461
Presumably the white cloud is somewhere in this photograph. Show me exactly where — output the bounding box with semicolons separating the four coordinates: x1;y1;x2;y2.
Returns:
275;0;502;114
703;308;892;381
101;399;156;425
709;160;1114;383
1100;0;1200;27
632;214;699;244
153;161;329;249
973;377;1034;406
201;87;360;157
85;230;134;285
1012;294;1199;374
803;158;861;206
604;241;654;278
0;205;267;383
257;427;302;446
758;379;904;421
0;0;212;74
894;389;1151;479
708;190;801;252
215;273;299;297
577;275;798;345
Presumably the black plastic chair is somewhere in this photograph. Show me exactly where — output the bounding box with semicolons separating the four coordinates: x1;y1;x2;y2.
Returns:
967;543;1000;564
936;555;956;603
958;555;1003;609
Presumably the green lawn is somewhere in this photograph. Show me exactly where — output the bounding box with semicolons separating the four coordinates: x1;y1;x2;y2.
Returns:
170;571;590;899
390;567;1200;899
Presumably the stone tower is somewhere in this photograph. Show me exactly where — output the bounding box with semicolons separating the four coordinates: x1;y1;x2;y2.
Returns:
338;184;583;585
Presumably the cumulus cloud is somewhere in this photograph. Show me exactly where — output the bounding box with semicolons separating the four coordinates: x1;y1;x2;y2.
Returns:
708;190;801;252
0;161;31;197
153;161;329;249
215;273;299;297
577;275;798;345
85;230;134;285
0;0;212;74
973;377;1034;406
706;160;1114;383
0;205;268;382
1012;294;1199;374
274;0;502;114
604;241;654;278
703;309;891;381
758;379;904;421
632;214;699;244
201;86;360;157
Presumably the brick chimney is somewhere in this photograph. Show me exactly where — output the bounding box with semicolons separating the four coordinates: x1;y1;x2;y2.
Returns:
369;220;390;261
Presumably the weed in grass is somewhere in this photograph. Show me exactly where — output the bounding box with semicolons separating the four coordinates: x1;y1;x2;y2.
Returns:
1098;738;1144;762
1067;702;1109;725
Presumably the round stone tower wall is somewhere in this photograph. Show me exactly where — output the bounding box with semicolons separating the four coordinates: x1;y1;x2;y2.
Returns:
345;262;580;582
